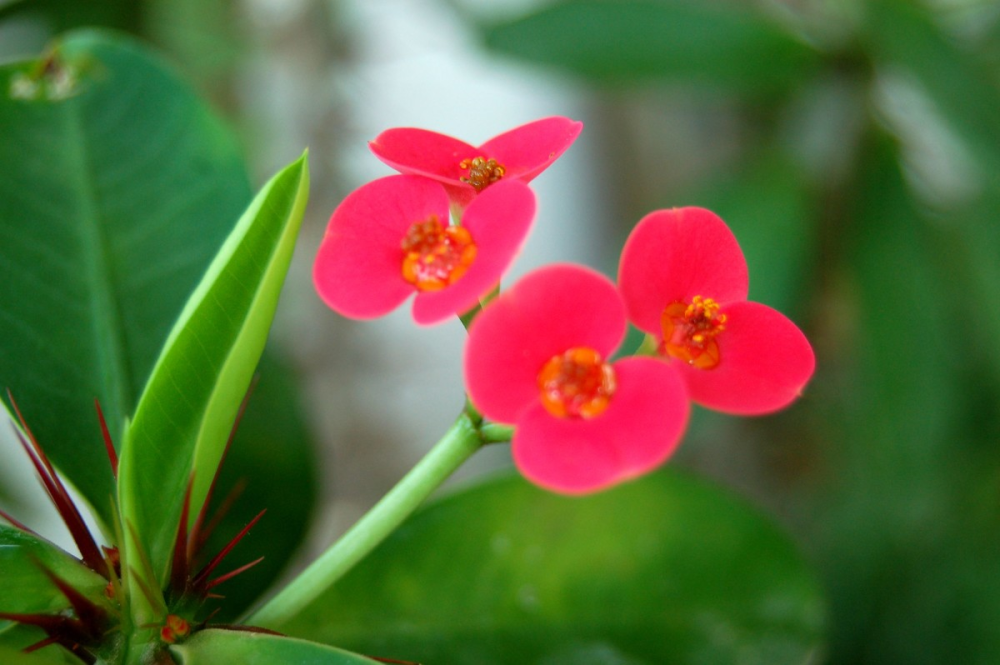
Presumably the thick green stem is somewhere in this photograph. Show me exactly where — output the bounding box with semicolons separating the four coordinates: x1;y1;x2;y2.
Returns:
480;423;514;443
248;412;483;627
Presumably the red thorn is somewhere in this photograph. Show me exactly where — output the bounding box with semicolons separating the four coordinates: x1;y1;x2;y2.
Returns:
170;475;195;597
14;614;97;665
94;399;118;479
8;424;106;576
188;376;258;562
193;478;247;561
7;389;59;479
38;563;107;637
0;612;72;631
198;607;222;627
0;507;37;535
191;510;265;589
6;391;106;577
0;612;90;644
369;658;424;665
102;546;121;576
23;635;60;653
205;556;264;590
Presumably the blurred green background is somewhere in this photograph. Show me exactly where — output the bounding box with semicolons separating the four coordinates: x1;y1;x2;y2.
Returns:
2;0;1000;663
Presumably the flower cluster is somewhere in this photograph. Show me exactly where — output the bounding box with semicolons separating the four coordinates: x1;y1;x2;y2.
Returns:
314;118;814;494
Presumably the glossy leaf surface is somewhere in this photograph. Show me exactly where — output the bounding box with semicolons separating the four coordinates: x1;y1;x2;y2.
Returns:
0;30;251;525
198;347;318;621
282;471;825;664
0;525;107;619
119;153;309;592
171;629;379;665
482;0;819;92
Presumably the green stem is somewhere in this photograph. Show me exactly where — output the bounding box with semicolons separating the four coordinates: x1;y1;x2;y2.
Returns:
480;423;514;444
248;412;484;627
459;284;500;329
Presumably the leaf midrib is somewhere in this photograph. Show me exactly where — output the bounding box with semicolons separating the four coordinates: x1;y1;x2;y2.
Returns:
62;93;133;445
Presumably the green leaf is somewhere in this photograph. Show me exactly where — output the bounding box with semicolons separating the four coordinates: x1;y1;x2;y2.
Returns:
482;0;820;92
0;30;252;526
0;644;79;665
0;622;101;663
864;0;1000;172
281;471;825;665
119;153;309;596
171;629;379;665
805;131;969;663
0;525;107;617
942;186;1000;378
198;347;319;621
0;0;140;34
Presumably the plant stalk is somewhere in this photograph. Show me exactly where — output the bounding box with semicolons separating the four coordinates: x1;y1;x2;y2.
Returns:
248;412;483;627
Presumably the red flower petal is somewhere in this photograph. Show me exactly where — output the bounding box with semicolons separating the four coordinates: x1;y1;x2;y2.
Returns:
672;301;815;415
465;265;626;424
478;116;584;182
618;207;749;335
369;118;583;208
313;175;449;319
512;357;689;494
412;181;536;325
368;127;478;187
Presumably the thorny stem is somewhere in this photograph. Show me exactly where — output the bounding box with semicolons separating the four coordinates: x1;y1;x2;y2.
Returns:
248;409;486;627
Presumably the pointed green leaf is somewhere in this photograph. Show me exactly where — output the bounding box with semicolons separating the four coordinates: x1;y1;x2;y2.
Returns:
482;0;820;92
119;153;309;592
0;525;107;617
0;30;251;525
198;347;318;621
172;630;379;664
282;471;825;664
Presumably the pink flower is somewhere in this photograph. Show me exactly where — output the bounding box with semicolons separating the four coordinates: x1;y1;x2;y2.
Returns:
314;175;535;325
369;117;583;209
618;207;815;415
465;265;689;494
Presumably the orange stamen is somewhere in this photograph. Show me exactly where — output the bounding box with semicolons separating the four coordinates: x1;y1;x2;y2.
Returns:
459;156;505;192
538;347;617;419
401;215;477;291
660;295;726;369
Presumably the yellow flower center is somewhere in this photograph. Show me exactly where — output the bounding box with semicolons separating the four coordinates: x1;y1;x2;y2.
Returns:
459;156;506;192
400;215;477;291
537;347;617;419
660;295;726;370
